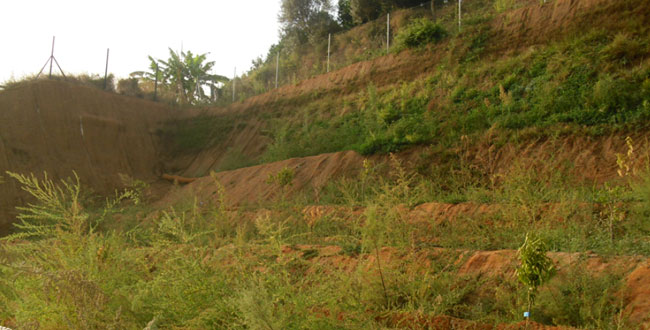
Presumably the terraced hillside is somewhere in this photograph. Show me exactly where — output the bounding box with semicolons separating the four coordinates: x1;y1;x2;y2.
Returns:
1;0;650;328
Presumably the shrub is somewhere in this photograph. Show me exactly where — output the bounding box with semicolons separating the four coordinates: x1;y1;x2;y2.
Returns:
600;33;645;65
517;232;556;322
395;18;447;50
117;78;144;97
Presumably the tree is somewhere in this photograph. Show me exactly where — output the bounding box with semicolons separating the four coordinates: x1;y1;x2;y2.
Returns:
349;0;432;24
132;48;229;104
337;0;354;29
517;232;556;322
350;0;383;24
279;0;338;47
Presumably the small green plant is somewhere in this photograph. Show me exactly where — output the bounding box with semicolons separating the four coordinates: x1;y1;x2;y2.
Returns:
395;18;447;50
595;136;634;242
516;232;556;322
266;167;295;188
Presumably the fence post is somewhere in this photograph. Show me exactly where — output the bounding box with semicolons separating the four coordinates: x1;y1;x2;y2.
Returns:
154;63;159;101
327;33;331;73
275;52;279;89
458;0;462;32
431;0;435;20
387;13;390;54
103;48;110;90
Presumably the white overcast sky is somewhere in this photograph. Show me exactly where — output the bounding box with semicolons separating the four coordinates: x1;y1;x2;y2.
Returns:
0;0;282;84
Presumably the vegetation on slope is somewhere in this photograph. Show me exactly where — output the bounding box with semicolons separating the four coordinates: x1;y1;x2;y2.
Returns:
252;2;649;164
1;149;650;328
156;0;649;172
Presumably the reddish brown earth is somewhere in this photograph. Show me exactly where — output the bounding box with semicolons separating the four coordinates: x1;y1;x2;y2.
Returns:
160;132;649;210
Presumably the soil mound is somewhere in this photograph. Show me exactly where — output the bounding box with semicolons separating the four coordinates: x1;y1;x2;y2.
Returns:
159;150;365;208
0;80;175;234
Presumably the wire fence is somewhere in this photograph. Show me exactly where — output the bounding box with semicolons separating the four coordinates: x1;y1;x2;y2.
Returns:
7;0;478;106
226;0;471;104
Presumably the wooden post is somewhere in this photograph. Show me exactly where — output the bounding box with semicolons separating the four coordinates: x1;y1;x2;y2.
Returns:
154;64;159;101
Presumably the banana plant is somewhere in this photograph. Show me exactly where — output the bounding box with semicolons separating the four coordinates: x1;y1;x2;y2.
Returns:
132;48;229;104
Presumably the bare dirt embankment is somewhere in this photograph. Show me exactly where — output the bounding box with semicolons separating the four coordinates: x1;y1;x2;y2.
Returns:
0;80;175;234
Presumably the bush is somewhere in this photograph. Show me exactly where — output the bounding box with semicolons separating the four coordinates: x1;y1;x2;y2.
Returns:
395;18;447;50
117;78;144;97
600;33;645;65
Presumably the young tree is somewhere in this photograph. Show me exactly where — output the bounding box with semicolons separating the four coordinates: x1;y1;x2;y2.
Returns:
517;232;556;322
350;0;383;24
337;0;354;29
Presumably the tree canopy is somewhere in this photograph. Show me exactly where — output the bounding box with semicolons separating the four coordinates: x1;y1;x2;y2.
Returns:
279;0;339;48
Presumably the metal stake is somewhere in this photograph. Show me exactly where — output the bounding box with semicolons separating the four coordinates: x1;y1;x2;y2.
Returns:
49;36;55;78
387;13;390;53
103;48;110;90
36;36;66;79
275;52;279;89
232;67;236;102
327;33;331;73
458;0;462;32
154;64;159;101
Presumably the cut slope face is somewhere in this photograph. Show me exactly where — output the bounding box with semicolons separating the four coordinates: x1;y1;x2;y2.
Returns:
0;80;175;234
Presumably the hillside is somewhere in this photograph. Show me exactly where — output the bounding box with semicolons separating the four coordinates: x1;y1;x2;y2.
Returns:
0;80;176;234
168;0;649;177
1;0;650;328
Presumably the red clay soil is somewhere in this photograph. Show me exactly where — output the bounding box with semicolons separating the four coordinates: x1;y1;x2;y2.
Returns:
625;260;650;326
161;132;650;211
0;81;175;234
158;150;366;208
459;132;650;184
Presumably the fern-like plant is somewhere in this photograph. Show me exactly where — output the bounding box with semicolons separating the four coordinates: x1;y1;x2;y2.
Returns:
4;171;88;240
